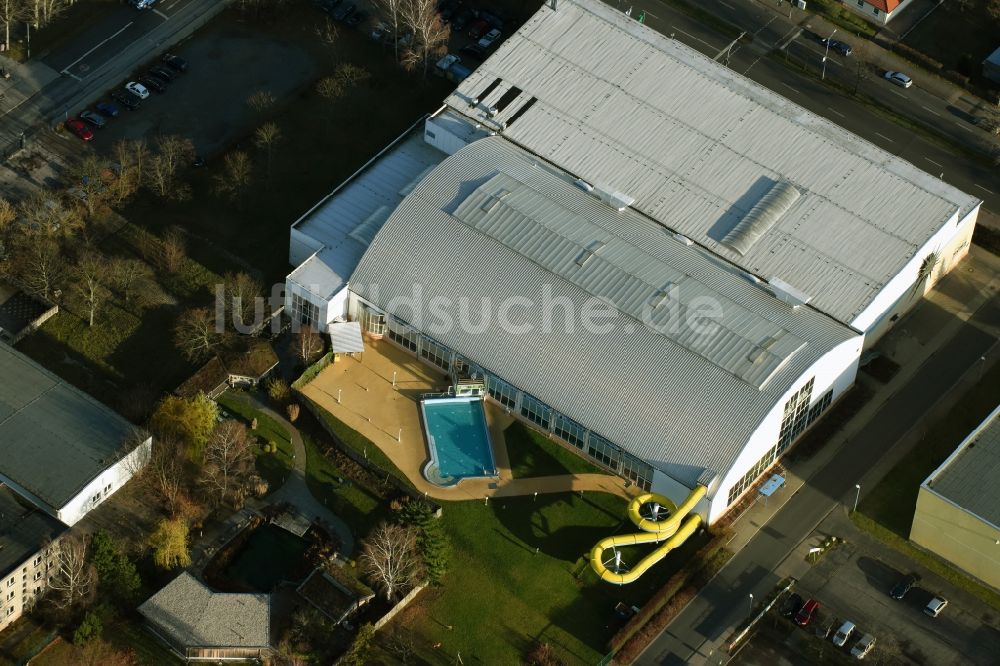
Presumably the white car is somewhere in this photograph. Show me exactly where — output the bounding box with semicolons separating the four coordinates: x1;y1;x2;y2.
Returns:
478;28;501;49
125;81;149;99
884;71;912;88
924;596;948;617
850;633;876;659
832;620;855;647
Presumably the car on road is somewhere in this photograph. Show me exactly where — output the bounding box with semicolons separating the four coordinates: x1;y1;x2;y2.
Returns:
794;598;820;627
79;110;106;129
924;597;948;617
162;53;188;72
138;76;166;93
149;65;176;81
65;118;93;142
884;71;913;88
468;18;490;39
780;593;803;618
832;620;856;647
95;101;120;117
478;27;501;49
850;633;876;659
890;573;918;600
332;2;355;21
821;38;852;56
125;81;149;99
111;90;140;109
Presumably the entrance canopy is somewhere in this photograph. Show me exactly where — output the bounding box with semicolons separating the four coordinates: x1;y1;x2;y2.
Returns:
328;321;365;354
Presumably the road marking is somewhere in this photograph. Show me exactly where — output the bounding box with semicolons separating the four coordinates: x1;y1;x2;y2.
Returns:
671;27;718;50
874;132;894;142
889;89;907;99
974;184;995;195
780;81;798;93
924;157;943;167
956;123;974;133
153;8;169;19
61;22;133;75
921;105;941;118
719;0;735;9
826;106;845;118
64;72;82;81
162;0;179;8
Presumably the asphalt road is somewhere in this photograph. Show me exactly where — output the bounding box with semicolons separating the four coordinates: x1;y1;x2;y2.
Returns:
605;0;1000;213
637;296;1000;664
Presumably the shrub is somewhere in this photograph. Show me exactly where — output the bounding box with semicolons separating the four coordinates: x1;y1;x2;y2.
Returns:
266;377;291;404
287;403;300;423
525;642;565;666
73;610;103;644
250;417;258;430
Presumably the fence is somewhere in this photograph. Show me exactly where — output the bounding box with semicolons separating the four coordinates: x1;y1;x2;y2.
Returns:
373;583;427;630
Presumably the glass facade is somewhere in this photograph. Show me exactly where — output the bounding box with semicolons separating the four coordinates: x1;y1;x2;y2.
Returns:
387;318;418;352
487;374;519;409
362;308;386;335
420;337;451;371
520;393;551;429
778;378;814;452
291;292;321;330
554;415;587;450
727;442;780;506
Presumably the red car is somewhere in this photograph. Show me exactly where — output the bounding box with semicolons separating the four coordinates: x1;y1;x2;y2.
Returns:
794;598;820;627
66;118;94;142
467;18;489;38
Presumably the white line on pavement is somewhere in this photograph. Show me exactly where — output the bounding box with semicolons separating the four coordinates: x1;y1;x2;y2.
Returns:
719;0;735;8
875;132;894;142
974;184;994;195
162;0;179;9
924;157;943;167
956;123;974;133
780;81;798;93
921;105;941;117
61;22;133;75
889;89;907;99
826;106;845;118
154;8;169;19
672;27;718;50
64;72;82;82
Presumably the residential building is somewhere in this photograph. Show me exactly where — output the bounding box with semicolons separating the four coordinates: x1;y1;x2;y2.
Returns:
841;0;916;26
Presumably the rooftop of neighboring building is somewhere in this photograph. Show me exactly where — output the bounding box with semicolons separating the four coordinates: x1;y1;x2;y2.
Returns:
0;485;65;578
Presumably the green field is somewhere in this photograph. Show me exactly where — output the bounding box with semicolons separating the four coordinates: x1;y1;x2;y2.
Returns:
504;421;605;478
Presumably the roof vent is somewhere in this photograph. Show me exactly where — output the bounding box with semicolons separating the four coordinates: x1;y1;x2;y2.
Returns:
480;189;510;213
574;240;606;267
575;179;594;192
673;233;693;246
487;106;499;118
767;277;811;307
593;185;635;211
721;181;801;255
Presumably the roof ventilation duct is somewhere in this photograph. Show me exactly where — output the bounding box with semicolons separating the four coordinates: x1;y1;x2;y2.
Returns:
721;181;800;255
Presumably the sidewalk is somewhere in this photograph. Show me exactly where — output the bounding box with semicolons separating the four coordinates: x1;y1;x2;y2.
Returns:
0;55;60;121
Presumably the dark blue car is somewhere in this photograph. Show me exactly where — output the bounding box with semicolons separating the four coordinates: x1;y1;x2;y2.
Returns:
96;101;120;118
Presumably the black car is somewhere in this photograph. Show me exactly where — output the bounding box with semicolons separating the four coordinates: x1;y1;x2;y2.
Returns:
111;90;140;110
821;38;852;56
149;65;176;81
145;72;170;88
459;44;486;62
780;593;803;618
890;573;919;600
346;9;367;26
162;53;188;72
332;2;355;21
139;76;166;93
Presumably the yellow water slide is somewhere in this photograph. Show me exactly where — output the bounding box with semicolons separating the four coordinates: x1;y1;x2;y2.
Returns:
590;485;707;585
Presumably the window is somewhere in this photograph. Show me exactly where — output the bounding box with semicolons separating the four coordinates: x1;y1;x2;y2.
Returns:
554;415;587;450
487;375;518;410
778;378;813;452
6;591;14;601
857;0;863;5
872;7;879;15
387;319;418;352
520;394;551;429
420;337;451;370
32;556;41;567
621;453;654;490
361;306;386;335
728;442;780;505
588;434;622;471
291;292;321;330
807;390;833;426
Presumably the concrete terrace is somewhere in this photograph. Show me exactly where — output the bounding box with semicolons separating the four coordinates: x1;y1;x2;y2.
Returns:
299;337;635;501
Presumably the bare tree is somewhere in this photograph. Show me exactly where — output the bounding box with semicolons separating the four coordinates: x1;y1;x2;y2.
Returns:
316;76;344;104
253;122;282;184
401;0;450;78
295;325;324;364
215;151;253;203
371;0;405;59
224;271;263;331
0;0;28;53
73;251;109;327
161;226;186;273
18;191;81;239
146;438;185;515
12;236;62;300
360;522;424;601
69;155;110;217
48;534;96;610
315;17;339;48
109;257;150;306
246;89;276;113
200;420;255;507
174;307;226;363
0;197;15;233
335;63;371;88
111;139;149;205
148;135;195;200
117;427;152;477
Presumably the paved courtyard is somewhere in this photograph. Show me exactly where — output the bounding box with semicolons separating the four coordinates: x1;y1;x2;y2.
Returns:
299;336;635;501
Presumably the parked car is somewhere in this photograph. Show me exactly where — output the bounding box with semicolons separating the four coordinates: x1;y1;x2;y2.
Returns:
79;110;106;129
435;53;461;77
821;38;852;56
65;118;93;142
832;620;855;647
145;72;170;88
467;17;489;38
884;70;913;88
459;43;486;61
452;8;473;31
478;27;501;49
924;597;948;617
346;9;367;26
794;598;819;627
138;76;166;93
95;101;120;117
850;633;876;659
890;573;918;600
111;90;140;109
332;2;355;21
814;615;835;639
149;65;176;81
479;9;503;29
780;593;803;618
162;53;188;72
125;81;149;99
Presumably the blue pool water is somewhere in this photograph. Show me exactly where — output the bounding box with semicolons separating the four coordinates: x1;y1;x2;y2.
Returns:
421;397;496;485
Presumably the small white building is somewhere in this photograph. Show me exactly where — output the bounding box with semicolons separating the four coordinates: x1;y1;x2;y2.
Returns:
0;344;151;527
840;0;916;26
284;0;979;523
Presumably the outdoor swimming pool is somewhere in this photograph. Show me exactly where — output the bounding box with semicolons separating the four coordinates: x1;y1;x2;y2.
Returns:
421;397;497;487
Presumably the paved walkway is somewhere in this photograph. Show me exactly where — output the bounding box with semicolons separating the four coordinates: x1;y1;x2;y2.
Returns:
221;392;357;557
300;337;639;502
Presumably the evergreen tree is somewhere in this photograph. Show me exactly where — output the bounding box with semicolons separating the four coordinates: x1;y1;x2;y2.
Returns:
399;500;450;584
89;531;142;603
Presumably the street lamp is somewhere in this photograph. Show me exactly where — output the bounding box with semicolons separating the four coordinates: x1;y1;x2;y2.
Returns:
821;28;836;81
748;592;754;615
853;483;861;513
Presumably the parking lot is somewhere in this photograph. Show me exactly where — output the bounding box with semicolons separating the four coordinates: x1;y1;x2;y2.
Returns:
737;510;1000;665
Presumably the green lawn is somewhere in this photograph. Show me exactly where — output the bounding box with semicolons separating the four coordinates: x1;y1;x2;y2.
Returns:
216;391;294;491
504;421;605;478
394;492;708;664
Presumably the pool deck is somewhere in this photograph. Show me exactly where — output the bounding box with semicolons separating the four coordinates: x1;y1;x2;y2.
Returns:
300;337;637;501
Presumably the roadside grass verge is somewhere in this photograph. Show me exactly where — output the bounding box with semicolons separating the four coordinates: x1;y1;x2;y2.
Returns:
504;421;606;478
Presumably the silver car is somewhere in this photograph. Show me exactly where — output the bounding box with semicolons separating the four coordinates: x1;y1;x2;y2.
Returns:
884;71;913;88
850;633;876;659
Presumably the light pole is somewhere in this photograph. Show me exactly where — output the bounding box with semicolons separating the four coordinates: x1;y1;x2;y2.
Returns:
853;483;861;513
821;28;836;81
748;592;754;615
